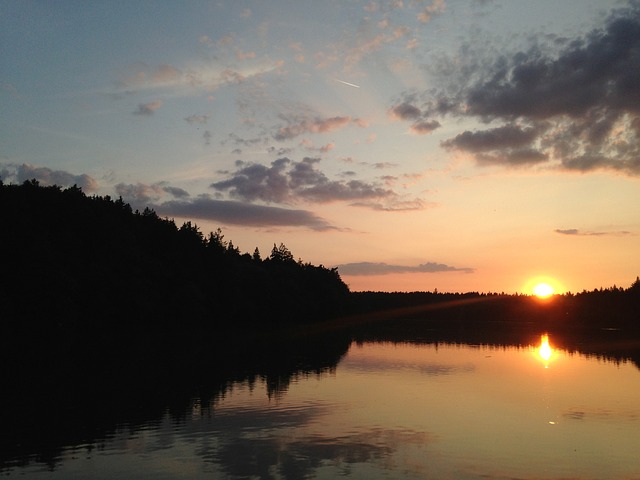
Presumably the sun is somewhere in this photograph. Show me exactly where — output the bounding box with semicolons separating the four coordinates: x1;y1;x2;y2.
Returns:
523;276;564;298
533;282;555;298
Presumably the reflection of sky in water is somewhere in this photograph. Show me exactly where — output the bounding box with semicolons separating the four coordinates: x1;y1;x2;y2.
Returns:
10;340;640;479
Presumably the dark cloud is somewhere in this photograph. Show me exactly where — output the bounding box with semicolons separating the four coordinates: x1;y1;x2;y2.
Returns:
442;124;549;165
555;228;633;236
391;5;640;174
162;185;190;198
475;149;549;166
410;120;441;135
211;157;423;210
154;197;336;231
388;94;442;135
335;261;475;276
461;12;640;121
389;102;422;120
442;124;540;152
133;100;162;115
1;163;99;192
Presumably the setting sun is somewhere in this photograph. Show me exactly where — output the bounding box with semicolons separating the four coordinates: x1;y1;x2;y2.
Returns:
523;276;564;297
533;283;554;298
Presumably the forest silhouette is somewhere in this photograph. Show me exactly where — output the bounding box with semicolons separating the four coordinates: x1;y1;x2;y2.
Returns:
2;179;639;377
1;179;640;470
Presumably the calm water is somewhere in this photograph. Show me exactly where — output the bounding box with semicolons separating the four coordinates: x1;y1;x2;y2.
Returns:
6;335;640;479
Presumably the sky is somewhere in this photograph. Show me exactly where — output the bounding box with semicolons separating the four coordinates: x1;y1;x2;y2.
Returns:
1;0;639;294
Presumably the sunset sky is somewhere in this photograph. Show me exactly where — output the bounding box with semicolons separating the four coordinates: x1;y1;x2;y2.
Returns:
2;0;638;294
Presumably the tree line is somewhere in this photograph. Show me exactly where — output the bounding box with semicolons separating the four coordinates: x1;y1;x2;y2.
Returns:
0;180;350;389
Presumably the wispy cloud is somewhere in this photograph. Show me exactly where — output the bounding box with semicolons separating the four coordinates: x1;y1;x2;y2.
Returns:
555;228;633;237
335;261;474;276
274;114;363;141
117;57;279;98
133;100;163;116
417;0;446;24
184;114;210;125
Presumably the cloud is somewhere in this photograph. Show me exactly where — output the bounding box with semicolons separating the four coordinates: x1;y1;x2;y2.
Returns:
301;139;335;153
115;182;164;203
225;132;266;147
113;181;334;229
154;197;336;231
162;186;190;198
475;149;549;166
442;124;548;164
417;0;446;23
133;100;163;116
555;228;580;235
210;157;423;210
442;124;540;152
335;261;474;276
349;198;426;211
115;182;190;204
410;120;441;135
389;102;422;120
118;57;278;97
391;5;640;174
274;115;361;141
1;163;99;192
184;114;210;125
388;96;442;134
554;228;633;237
121;64;182;90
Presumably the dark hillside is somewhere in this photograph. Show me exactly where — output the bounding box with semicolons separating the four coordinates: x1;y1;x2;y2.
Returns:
0;180;350;389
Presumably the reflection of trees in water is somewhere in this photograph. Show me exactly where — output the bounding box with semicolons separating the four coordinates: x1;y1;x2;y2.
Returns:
0;332;351;473
213;434;392;479
201;415;428;480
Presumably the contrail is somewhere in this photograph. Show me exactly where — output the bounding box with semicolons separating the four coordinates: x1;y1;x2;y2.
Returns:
335;79;360;88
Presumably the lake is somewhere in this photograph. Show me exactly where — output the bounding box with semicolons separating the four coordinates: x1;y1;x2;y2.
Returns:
4;333;640;479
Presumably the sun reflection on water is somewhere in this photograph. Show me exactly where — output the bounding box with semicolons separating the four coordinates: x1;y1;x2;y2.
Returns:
537;334;554;368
